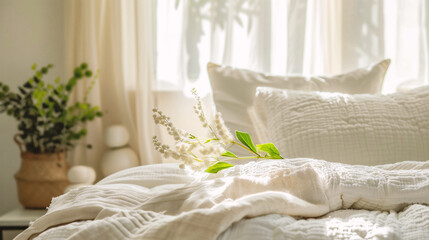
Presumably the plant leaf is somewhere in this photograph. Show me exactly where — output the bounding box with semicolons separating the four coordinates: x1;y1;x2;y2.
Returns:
36;71;43;79
31;63;37;70
235;131;257;153
205;162;234;173
204;138;218;143
220;151;237;158
257;143;283;159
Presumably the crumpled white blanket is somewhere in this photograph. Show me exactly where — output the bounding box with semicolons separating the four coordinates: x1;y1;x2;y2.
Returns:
16;159;429;240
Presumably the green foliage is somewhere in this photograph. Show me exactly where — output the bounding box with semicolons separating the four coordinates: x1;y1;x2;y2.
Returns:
220;151;237;158
205;162;235;173
207;131;284;173
0;63;102;154
204;138;217;143
235;131;258;154
256;143;283;159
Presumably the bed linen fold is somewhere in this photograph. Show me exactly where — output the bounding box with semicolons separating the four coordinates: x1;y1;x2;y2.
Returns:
16;159;429;240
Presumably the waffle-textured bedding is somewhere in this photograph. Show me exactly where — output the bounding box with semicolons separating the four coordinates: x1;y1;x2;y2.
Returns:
251;85;429;166
207;60;390;151
17;160;429;240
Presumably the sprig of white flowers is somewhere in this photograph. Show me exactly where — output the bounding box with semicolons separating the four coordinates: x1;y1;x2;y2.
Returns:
152;88;284;173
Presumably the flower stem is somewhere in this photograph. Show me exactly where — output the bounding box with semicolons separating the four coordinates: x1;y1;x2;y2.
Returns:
187;152;203;162
208;125;220;139
230;156;259;160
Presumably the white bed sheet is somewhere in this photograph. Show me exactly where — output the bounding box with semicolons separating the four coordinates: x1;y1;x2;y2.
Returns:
16;160;429;240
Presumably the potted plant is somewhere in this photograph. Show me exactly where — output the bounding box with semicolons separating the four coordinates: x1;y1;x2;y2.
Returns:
0;63;102;208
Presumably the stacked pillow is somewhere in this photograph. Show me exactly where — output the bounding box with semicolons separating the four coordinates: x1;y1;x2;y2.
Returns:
208;60;391;146
250;86;429;165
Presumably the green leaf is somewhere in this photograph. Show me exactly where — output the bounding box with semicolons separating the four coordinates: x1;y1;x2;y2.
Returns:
257;143;283;159
23;82;32;88
205;162;234;173
38;108;45;116
80;103;88;110
35;71;43;79
31;63;37;70
79;129;87;136
220;151;237;158
189;134;196;139
74;68;83;78
42;102;49;109
235;131;257;153
204;138;218;143
18;87;26;95
55;77;61;84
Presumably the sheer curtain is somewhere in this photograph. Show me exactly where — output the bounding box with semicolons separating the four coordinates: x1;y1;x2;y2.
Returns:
156;0;429;94
65;0;429;168
65;0;160;170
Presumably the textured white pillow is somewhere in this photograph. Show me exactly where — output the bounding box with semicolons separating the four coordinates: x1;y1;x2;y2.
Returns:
252;86;429;165
208;60;391;145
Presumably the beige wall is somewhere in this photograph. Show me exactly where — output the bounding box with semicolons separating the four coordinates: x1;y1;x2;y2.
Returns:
0;0;65;222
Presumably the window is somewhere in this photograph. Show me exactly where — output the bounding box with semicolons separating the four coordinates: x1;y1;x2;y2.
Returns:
155;0;429;94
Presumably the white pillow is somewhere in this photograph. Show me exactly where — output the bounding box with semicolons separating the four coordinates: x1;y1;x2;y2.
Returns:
252;86;429;165
207;60;391;145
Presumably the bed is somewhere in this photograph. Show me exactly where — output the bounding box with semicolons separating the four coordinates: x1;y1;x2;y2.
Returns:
16;61;429;239
15;160;429;239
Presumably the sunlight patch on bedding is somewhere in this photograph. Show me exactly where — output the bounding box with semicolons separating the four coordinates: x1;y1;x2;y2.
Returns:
325;216;398;239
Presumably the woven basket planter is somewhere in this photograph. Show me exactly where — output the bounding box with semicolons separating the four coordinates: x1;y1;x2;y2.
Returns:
15;151;69;209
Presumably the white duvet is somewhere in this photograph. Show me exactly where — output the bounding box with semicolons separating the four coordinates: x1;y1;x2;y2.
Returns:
16;159;429;240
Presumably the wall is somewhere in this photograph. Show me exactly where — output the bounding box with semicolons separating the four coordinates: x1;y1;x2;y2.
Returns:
0;0;64;226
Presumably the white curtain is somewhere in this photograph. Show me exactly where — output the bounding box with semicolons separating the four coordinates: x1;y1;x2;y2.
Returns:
156;0;429;94
65;0;429;168
65;0;160;171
